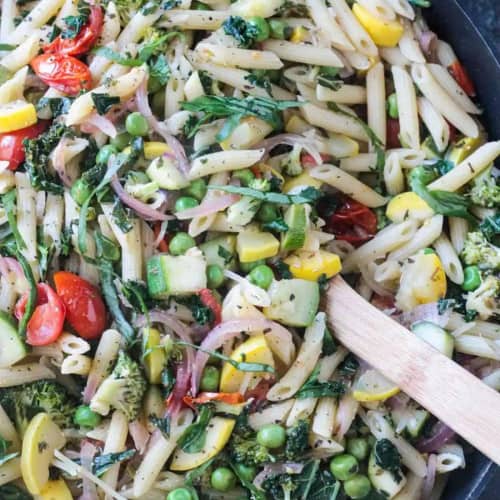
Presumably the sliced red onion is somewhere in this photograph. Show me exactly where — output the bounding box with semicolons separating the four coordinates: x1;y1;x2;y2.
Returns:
79;440;98;500
52;136;73;187
175;193;240;220
417;421;455;453
255;133;323;165
81;112;118;138
135;79;190;175
111;176;172;221
398;302;450;329
253;462;304;488
421;454;437;499
129;419;150;455
168;356;191;416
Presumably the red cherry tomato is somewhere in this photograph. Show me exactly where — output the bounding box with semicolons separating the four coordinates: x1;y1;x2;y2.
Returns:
15;283;65;346
183;392;245;408
153;222;170;253
45;6;103;56
301;152;332;168
448;60;476;97
198;288;222;325
31;53;92;95
326;197;377;247
386;118;401;149
53;271;107;340
0;121;49;170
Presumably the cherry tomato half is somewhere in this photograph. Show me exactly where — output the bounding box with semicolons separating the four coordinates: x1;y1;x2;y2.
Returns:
15;283;66;346
301;152;332;168
45;5;104;56
448;60;476;97
198;288;222;325
183;392;245;408
0;121;49;170
54;271;107;340
31;53;92;95
326;197;377;247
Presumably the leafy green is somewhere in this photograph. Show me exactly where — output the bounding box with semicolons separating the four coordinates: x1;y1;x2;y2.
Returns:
284;419;309;460
245;72;273;96
338;353;359;377
1;190;25;250
295;462;340;500
317;67;343;91
148;415;171;437
408;0;431;7
176;295;214;325
0;437;18;467
296;365;346;399
222;15;259;48
274;259;293;279
177;404;213;453
36;97;73;118
148;55;170;85
93;47;144;66
120;280;152;314
217;245;234;265
96;231;120;262
181;95;302;140
230;462;266;500
0;44;15;51
91;93;120;115
374;438;403;482
480;213;500;243
185;456;217;486
37;240;55;282
93;449;136;476
0;484;32;499
61;0;90;39
209;184;321;205
262;218;289;232
322;327;337;355
111;199;133;233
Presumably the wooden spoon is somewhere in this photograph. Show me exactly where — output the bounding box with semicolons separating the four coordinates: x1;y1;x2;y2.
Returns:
326;275;500;465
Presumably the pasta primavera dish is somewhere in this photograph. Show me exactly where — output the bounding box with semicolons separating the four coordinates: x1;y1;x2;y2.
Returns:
0;0;497;498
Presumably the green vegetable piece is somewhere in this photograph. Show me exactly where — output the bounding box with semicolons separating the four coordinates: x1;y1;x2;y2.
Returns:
269;19;291;39
211;467;237;492
70;178;92;206
387;93;399;119
147;75;162;94
110;132;131;150
74;405;102;428
239;259;265;273
183;179;207;201
346;437;370;461
329;454;359;481
169;232;196;255
191;0;211;9
95;232;121;262
247;16;270;42
257;202;280;223
256;424;286;449
232;168;255;186
200;235;237;270
463;265;481;291
248;264;274;290
126;112;149;137
152;90;166;116
206;264;225;289
0;311;26;368
200;365;220;392
344;474;372;499
422;247;435;254
175;196;199;212
167;487;193;500
233;463;257;481
281;204;307;251
96;144;118;165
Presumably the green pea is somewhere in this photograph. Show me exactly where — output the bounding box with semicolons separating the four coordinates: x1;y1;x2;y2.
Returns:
183;179;207;201
256;202;280;223
210;467;236;492
248;264;274;290
175;196;199;212
387;93;399;119
269;19;292;40
422;247;435;255
232;168;255;186
126;112;149;137
346;437;370;461
166;488;193;500
239;259;266;273
247;16;270;42
200;365;220;391
152;90;165;116
191;0;211;9
234;463;257;482
96;144;118;166
207;264;225;289
148;75;162;94
74;405;102;428
343;474;372;499
110;132;131;150
463;265;481;291
257;424;286;449
169;232;196;255
329;454;359;481
71;178;92;206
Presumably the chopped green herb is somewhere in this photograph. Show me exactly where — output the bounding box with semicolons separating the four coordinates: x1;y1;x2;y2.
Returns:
93;449;136;476
177;404;213;453
91;93;120;115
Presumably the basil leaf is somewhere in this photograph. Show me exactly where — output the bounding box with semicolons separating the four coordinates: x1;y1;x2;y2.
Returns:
93;47;144;66
36;97;73;117
93;449;136;476
2;190;25;250
91;93;120;115
177;405;213;453
296;365;346;399
262;218;289;232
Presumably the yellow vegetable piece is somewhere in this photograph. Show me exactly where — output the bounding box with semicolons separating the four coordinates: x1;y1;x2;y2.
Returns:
386;192;434;223
283;172;322;193
38;479;72;500
290;26;309;44
0;100;37;133
170;417;235;471
352;369;400;402
237;230;280;262
352;3;404;47
285;250;342;281
220;335;274;392
142;327;166;384
285;115;310;134
21;413;66;495
447;136;484;165
124;141;171;159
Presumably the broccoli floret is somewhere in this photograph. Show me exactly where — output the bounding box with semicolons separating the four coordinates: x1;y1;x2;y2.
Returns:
90;351;147;421
248;177;271;192
284;419;309;460
262;473;297;500
228;433;274;466
222;16;259;48
281;144;304;177
466;275;500;320
461;232;500;271
0;380;77;434
468;168;500;208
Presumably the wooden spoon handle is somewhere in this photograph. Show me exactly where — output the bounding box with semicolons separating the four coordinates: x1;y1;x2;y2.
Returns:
326;276;500;465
